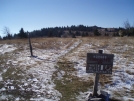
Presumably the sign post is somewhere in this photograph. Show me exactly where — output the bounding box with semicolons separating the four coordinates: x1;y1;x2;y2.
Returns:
86;50;114;97
28;32;33;57
93;50;102;97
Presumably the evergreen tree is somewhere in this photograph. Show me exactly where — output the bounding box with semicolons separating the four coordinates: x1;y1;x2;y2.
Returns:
116;32;119;36
59;30;63;37
75;31;80;36
105;33;107;36
82;32;85;37
85;32;88;36
94;29;101;36
0;36;2;40
129;27;134;36
72;33;76;38
105;28;108;31
113;33;116;37
48;31;53;37
7;34;12;39
19;28;27;38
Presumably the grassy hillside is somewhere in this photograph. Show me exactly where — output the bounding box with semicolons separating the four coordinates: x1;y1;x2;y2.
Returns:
0;37;134;101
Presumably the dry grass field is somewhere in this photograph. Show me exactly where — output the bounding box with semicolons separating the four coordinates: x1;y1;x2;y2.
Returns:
0;37;134;101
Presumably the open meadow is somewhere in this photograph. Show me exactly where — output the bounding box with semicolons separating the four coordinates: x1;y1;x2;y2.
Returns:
0;37;134;101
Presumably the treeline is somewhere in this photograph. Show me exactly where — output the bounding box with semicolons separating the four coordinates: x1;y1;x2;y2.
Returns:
29;25;101;38
1;24;134;40
118;27;134;37
1;25;102;39
2;28;27;40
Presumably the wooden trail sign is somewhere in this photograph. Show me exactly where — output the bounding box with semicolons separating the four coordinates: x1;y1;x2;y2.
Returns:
86;50;114;97
86;53;114;74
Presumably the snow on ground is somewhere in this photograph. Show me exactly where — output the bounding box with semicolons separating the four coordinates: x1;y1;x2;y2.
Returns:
0;44;17;54
0;39;81;100
64;39;134;101
0;38;134;101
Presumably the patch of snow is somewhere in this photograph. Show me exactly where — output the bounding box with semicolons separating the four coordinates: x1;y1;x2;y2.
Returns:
0;40;81;100
122;97;134;101
1;39;134;100
0;76;3;81
64;42;134;100
0;44;16;54
57;71;65;80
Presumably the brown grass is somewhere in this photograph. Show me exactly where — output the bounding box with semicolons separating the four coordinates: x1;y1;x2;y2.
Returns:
1;37;134;100
53;60;94;101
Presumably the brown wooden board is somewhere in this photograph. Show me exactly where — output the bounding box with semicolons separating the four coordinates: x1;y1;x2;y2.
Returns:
86;53;114;74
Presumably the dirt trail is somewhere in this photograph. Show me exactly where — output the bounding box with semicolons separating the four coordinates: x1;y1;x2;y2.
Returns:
53;39;95;101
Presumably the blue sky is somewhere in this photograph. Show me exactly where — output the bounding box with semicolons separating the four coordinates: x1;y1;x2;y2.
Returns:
0;0;134;37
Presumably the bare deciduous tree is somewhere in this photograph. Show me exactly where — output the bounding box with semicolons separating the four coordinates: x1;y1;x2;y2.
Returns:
124;20;131;29
3;27;10;35
3;27;12;39
123;20;131;36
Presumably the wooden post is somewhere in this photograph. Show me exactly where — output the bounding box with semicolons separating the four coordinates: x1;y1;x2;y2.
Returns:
93;50;103;97
28;33;33;57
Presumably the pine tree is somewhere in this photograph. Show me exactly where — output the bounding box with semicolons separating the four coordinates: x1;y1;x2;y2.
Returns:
72;33;76;38
94;29;101;36
48;31;53;37
0;36;2;40
19;28;27;38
